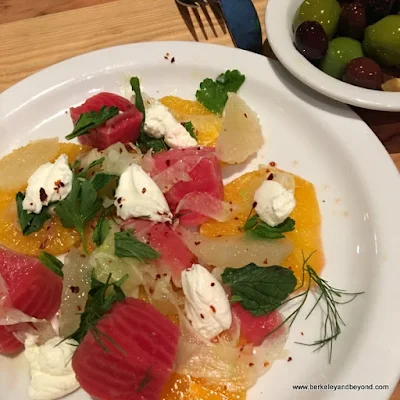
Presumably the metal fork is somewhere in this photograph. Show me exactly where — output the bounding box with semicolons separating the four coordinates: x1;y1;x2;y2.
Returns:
176;0;209;8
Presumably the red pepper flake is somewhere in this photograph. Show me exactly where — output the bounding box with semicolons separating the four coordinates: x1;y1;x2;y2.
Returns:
171;57;175;64
77;305;82;311
165;159;171;166
70;286;80;294
287;356;292;362
223;385;227;390
80;254;86;258
267;173;274;180
39;188;48;202
252;201;257;208
119;205;123;208
155;274;161;280
210;305;216;313
239;345;244;352
117;197;122;204
264;361;270;367
211;282;215;287
149;287;154;294
54;180;65;188
249;363;254;367
217;234;222;237
39;239;48;250
301;332;304;336
142;187;147;194
269;161;276;167
200;313;205;319
163;273;168;277
194;241;201;246
234;217;239;220
244;113;248;118
263;258;268;264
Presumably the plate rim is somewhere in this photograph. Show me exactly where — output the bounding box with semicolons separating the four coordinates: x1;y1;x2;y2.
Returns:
1;41;400;398
265;0;400;112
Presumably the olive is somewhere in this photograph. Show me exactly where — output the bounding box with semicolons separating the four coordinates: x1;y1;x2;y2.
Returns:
338;3;367;40
295;21;329;61
320;37;364;79
294;0;341;39
366;0;395;23
363;15;400;67
343;57;383;89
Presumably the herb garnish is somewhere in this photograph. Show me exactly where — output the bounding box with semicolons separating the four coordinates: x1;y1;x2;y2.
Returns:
221;263;297;316
262;252;363;362
114;230;160;262
130;77;168;153
55;174;102;253
92;211;110;247
182;121;196;139
16;192;51;236
136;365;153;393
66;106;119;140
68;273;128;346
39;251;64;277
244;213;295;239
196;70;245;114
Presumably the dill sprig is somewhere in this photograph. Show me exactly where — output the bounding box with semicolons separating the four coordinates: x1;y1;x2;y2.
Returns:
269;251;364;363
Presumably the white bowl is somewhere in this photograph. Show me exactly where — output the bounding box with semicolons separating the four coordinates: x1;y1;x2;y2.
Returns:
265;0;400;111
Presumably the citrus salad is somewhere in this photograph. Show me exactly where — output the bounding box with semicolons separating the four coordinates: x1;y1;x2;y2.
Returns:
0;70;361;400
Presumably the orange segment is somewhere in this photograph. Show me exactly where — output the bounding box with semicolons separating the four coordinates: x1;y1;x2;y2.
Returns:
162;374;246;400
201;168;269;237
281;175;324;280
0;142;90;256
160;96;222;146
0;201;80;256
57;143;91;162
201;168;324;283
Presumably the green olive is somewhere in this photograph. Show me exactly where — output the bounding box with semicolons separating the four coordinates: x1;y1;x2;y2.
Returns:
319;37;364;79
294;0;341;39
363;16;400;68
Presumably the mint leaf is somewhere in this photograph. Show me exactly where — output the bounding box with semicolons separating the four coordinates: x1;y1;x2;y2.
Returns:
196;70;245;114
16;192;51;236
244;214;258;231
244;215;295;240
222;263;297;316
66;107;119;140
39;252;64;277
55;175;102;253
114;230;160;262
91;173;118;191
130;76;168;153
93;212;110;247
182;121;196;139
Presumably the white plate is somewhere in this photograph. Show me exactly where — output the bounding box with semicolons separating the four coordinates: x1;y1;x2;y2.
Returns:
266;0;400;112
0;41;400;400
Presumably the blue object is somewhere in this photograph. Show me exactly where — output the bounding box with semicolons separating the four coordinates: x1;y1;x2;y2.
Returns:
218;0;262;54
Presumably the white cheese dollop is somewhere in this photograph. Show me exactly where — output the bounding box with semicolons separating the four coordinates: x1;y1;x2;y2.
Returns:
253;180;296;227
144;101;197;148
182;263;232;340
115;163;172;222
22;154;73;214
24;335;80;400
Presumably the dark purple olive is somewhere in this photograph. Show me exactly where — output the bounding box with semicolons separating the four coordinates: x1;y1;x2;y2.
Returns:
338;2;367;40
392;0;400;13
367;0;395;23
343;57;383;89
295;21;329;61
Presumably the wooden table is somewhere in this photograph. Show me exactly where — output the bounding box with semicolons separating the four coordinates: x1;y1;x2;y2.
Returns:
0;0;399;398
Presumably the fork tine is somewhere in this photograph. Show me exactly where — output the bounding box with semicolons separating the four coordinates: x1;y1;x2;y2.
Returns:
175;0;208;8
